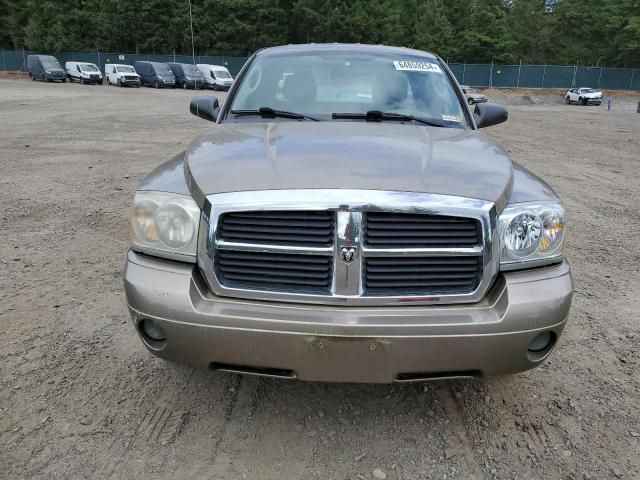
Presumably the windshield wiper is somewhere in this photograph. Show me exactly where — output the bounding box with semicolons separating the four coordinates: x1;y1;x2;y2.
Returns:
231;107;319;121
332;110;444;127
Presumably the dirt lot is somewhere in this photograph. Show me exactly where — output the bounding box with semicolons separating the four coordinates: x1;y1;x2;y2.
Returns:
1;78;639;480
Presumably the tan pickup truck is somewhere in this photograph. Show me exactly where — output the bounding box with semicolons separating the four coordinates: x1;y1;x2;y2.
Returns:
124;44;572;383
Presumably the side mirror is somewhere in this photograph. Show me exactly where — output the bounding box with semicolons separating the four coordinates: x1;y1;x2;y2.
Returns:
190;96;220;122
473;103;508;128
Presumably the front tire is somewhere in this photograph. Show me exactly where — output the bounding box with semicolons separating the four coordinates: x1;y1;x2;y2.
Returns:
117;79;122;87
467;97;474;105
155;80;160;89
579;97;585;106
565;96;571;104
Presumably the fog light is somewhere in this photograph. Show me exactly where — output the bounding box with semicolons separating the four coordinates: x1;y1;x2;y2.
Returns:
528;331;553;352
141;319;166;341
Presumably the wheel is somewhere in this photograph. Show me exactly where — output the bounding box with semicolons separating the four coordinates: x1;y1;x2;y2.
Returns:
467;97;474;105
155;80;160;89
80;77;85;85
62;79;66;83
117;79;122;87
579;97;585;105
31;74;35;81
565;96;571;104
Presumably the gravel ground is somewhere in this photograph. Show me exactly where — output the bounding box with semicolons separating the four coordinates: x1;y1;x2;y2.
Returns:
1;79;639;480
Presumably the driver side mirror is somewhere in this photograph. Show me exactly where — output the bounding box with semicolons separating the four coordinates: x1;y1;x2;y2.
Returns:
190;96;220;122
473;103;508;128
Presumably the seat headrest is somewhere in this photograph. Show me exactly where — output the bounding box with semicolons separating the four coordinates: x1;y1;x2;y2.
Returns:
282;71;317;104
372;71;409;109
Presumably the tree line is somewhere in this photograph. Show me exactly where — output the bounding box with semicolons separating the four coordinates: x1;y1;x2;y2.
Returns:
1;0;639;67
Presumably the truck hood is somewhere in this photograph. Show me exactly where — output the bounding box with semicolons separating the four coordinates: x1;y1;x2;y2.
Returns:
185;122;513;211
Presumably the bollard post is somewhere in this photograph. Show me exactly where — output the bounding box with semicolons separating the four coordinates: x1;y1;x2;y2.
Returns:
608;99;612;111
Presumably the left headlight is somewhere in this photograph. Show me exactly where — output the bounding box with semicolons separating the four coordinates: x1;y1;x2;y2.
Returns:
499;202;565;270
130;191;201;262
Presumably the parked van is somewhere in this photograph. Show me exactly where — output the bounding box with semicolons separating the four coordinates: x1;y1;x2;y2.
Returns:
196;64;233;90
65;61;103;84
134;61;176;88
105;64;141;87
167;63;206;90
27;55;66;82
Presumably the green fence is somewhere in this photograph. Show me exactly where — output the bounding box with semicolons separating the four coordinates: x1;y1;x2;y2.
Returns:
2;49;639;91
448;63;639;91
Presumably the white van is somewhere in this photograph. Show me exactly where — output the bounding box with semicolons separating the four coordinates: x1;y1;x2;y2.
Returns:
105;64;141;87
196;64;233;90
65;61;103;84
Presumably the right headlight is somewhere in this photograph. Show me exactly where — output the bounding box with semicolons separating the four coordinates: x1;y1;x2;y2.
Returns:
499;201;565;270
130;191;201;262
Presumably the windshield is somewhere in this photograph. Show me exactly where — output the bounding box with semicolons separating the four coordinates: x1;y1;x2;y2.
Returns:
43;60;62;69
117;65;135;73
81;64;99;72
214;69;231;79
581;88;594;93
229;51;466;126
155;64;173;75
182;64;202;77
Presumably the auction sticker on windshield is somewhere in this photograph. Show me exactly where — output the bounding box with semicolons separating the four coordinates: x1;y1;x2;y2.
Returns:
393;61;442;73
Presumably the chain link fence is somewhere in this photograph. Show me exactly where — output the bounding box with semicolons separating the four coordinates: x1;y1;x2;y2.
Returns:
2;50;639;90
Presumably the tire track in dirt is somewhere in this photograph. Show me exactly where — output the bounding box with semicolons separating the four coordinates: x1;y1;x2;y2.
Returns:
434;384;484;479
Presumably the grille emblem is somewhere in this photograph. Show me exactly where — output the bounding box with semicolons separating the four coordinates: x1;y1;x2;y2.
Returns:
340;246;358;264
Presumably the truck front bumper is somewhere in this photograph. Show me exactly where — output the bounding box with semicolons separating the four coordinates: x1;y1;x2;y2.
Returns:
124;251;573;383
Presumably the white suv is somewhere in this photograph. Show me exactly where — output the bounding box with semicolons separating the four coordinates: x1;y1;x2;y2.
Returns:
565;87;602;106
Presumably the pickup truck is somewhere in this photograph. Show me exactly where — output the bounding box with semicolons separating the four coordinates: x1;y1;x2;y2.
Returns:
124;44;573;383
565;87;602;106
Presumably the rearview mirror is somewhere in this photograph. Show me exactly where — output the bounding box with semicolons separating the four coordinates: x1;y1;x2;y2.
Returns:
190;96;219;122
473;103;508;128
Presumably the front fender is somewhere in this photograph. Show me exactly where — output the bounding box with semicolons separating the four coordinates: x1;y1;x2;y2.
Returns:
136;151;190;195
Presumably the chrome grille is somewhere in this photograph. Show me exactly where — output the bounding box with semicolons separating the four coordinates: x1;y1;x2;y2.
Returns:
198;190;498;306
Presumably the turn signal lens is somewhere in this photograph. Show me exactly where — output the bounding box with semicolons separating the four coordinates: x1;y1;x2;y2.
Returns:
132;199;159;243
539;210;564;253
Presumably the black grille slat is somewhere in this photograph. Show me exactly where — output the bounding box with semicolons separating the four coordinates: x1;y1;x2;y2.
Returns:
364;256;482;295
217;250;332;292
365;212;481;248
219;211;334;246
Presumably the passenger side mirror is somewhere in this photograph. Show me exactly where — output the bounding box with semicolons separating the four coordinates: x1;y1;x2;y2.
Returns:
473;103;508;128
190;96;220;122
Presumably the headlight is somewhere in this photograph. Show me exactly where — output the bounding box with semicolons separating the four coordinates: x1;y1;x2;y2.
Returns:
131;191;200;261
499;202;565;270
